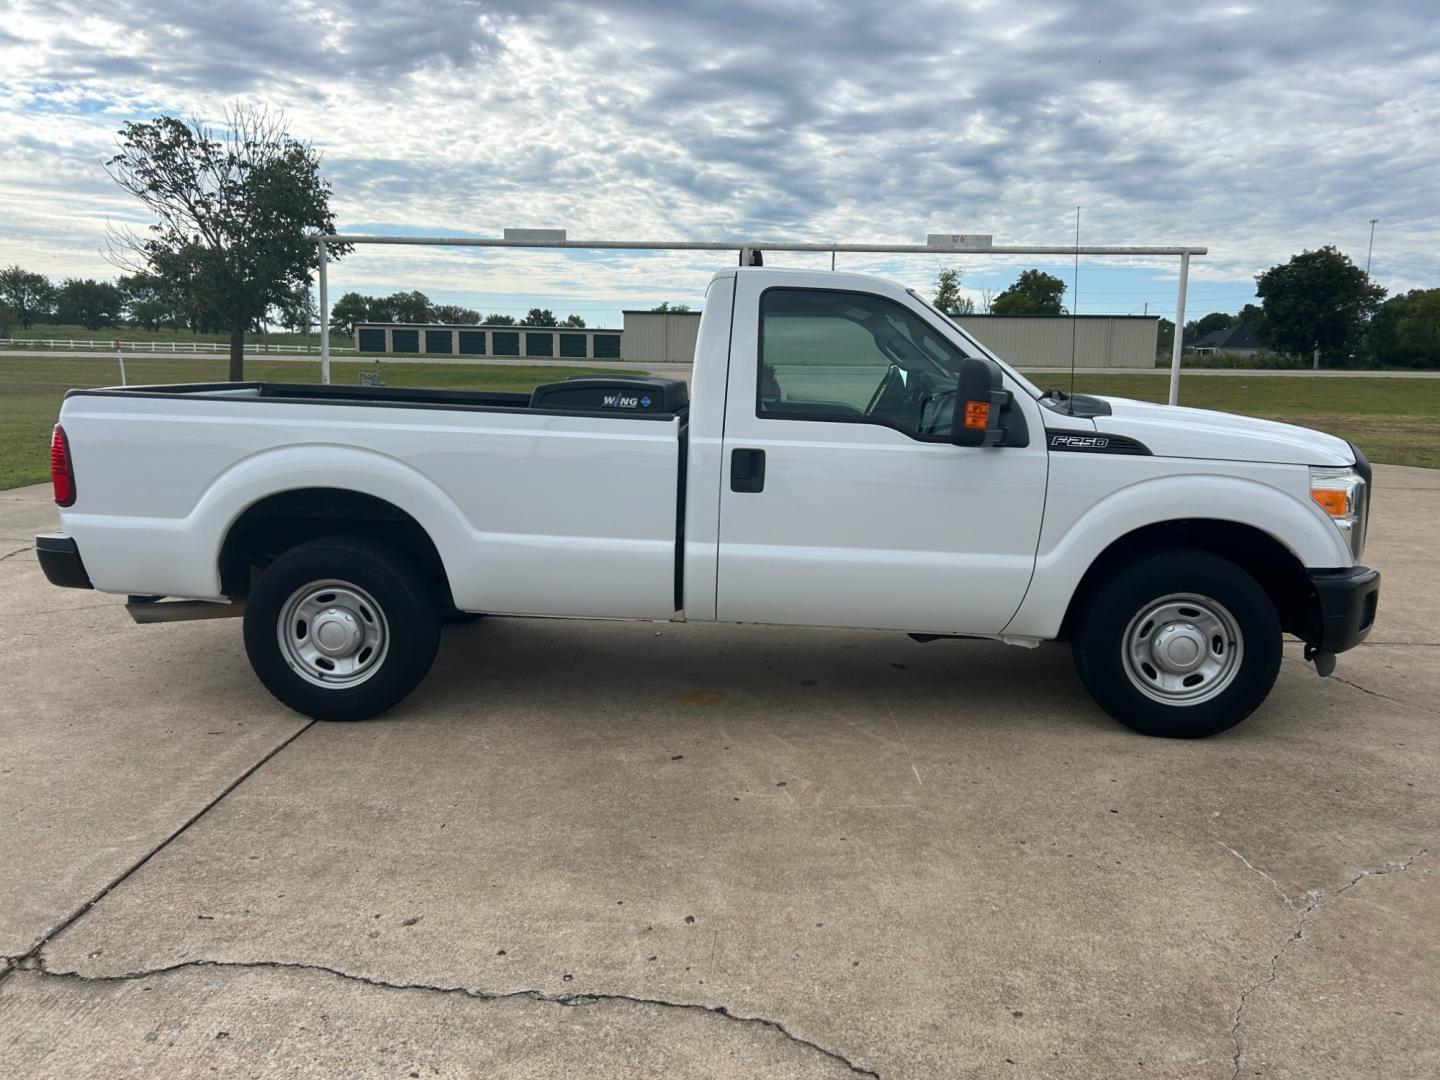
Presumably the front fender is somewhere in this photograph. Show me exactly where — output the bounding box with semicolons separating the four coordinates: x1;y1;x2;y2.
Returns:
1003;471;1351;640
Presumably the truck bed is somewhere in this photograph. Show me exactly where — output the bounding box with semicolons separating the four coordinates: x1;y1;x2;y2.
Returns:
56;377;690;620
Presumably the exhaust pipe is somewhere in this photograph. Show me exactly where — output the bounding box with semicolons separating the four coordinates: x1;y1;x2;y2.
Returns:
126;596;245;624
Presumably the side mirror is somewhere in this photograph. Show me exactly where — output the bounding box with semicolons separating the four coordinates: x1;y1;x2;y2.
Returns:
950;356;1007;447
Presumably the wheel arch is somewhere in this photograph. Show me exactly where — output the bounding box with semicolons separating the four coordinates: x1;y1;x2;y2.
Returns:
219;487;455;609
1056;518;1313;642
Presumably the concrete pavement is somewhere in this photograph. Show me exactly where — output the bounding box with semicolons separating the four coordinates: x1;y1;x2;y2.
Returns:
1;469;1436;1079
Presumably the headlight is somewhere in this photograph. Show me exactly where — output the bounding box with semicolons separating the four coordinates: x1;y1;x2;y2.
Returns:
1310;466;1367;559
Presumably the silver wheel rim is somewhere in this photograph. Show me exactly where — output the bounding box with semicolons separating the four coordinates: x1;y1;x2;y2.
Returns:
1121;593;1243;706
277;579;389;689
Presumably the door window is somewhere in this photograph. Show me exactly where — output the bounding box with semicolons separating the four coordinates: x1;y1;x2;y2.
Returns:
758;288;967;439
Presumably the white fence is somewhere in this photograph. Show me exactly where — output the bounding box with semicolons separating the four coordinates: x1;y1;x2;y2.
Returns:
0;338;357;355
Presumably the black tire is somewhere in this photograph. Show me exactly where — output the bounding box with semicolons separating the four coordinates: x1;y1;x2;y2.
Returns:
1071;548;1281;738
243;536;441;722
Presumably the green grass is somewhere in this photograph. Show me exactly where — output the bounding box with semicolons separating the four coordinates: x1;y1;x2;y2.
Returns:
0;356;626;490
1027;370;1440;469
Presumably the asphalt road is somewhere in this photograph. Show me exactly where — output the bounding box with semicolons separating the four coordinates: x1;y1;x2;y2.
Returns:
1;469;1436;1079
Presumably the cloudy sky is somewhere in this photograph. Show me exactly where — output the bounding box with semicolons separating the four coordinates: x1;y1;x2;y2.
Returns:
1;0;1436;326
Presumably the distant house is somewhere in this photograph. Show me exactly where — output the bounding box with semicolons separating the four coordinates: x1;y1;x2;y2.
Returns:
1189;322;1265;357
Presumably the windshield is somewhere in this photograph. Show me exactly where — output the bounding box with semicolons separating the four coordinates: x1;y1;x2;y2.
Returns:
906;288;1043;399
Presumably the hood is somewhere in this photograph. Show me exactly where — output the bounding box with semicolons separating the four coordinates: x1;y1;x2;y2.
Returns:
1089;397;1355;467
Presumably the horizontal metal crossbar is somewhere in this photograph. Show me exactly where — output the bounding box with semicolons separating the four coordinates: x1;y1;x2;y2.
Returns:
313;233;1207;257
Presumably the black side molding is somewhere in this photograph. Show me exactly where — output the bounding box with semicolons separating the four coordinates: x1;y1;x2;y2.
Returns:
1045;429;1152;456
35;533;93;590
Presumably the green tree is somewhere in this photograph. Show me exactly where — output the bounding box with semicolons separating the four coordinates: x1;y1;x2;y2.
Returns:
275;283;316;334
483;313;516;326
990;269;1066;315
1237;303;1267;340
329;291;371;335
562;313;587;328
364;295;398;323
0;302;15;338
56;278;124;330
429;303;481;324
1186;312;1234;341
931;266;975;316
107;106;343;380
650;301;691;312
118;273;179;330
520;307;557;326
386;290;432;323
1255;246;1385;365
1156;318;1174;356
0;266;57;329
1368;289;1440;369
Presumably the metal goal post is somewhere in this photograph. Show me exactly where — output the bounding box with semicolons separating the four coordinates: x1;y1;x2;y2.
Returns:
312;230;1206;404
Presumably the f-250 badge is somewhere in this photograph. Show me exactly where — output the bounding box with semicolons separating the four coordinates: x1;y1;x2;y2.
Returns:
1050;433;1109;449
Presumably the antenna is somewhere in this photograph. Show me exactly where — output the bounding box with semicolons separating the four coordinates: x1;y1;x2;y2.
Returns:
1069;206;1080;397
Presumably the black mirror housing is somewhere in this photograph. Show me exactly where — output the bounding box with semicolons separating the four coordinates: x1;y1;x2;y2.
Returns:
951;357;1007;447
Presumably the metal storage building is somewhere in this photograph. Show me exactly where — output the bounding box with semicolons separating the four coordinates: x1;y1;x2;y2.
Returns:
354;323;622;360
620;310;702;364
951;315;1159;369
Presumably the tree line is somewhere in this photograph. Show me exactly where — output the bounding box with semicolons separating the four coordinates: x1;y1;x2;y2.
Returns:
0;266;595;340
327;291;587;334
0;266;305;336
931;248;1440;369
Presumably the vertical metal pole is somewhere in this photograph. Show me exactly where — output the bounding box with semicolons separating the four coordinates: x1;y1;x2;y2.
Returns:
317;238;330;385
1167;252;1190;406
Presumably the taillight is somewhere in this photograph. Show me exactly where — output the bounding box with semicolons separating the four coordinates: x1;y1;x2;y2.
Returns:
51;424;76;507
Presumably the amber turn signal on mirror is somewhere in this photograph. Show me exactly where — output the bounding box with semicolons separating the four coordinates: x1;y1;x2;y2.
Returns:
963;400;990;430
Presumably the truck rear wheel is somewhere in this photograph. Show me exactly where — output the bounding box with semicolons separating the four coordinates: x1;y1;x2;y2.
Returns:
243;536;441;721
1071;548;1281;738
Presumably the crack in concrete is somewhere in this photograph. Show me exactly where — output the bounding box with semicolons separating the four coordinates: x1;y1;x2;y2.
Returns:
1226;847;1429;1080
1215;844;1293;910
0;544;34;561
25;957;881;1078
1208;810;1292;909
0;720;316;991
1281;655;1403;703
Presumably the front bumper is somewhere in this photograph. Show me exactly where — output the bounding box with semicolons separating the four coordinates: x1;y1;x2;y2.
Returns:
1302;566;1379;654
35;533;93;590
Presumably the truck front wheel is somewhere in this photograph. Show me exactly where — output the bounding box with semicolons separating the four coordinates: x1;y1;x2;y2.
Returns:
243;536;442;722
1071;549;1282;738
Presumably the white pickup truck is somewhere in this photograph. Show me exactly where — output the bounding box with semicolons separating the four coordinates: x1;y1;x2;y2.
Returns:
37;267;1379;738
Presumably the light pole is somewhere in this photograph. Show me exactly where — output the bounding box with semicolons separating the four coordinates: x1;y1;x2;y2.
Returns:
1365;218;1378;276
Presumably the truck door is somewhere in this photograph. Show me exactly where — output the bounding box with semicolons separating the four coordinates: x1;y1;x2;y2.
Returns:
715;278;1048;635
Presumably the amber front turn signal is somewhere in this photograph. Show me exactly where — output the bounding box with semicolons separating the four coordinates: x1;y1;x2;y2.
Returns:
963;400;990;430
1310;487;1349;517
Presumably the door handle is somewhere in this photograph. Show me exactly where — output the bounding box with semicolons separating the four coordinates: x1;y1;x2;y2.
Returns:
730;448;766;493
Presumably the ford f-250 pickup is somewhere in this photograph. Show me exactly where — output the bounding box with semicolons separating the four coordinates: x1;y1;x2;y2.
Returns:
36;266;1379;738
